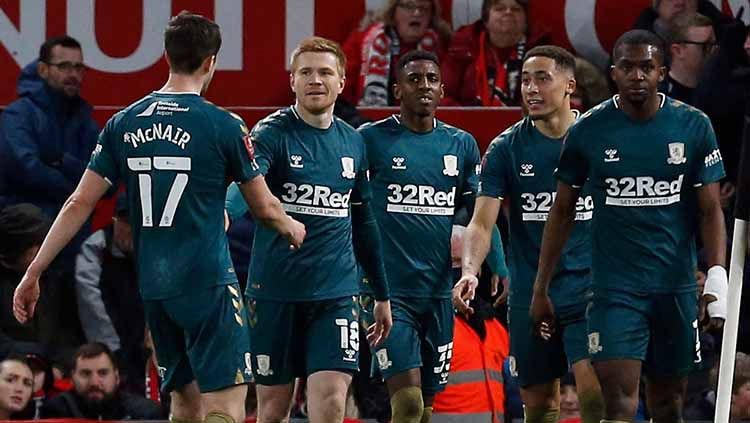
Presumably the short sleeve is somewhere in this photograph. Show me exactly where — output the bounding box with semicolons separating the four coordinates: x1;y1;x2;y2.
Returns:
694;114;726;185
249;120;280;176
555;124;590;188
351;135;371;205
462;132;481;195
478;136;512;199
87;117;119;185
219;112;261;184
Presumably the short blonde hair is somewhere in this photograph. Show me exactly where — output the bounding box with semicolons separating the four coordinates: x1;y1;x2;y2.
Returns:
289;36;346;77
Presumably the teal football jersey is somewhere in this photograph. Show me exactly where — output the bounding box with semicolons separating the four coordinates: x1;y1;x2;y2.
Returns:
479;115;592;308
359;116;480;299
88;92;260;300
556;94;726;294
240;107;369;301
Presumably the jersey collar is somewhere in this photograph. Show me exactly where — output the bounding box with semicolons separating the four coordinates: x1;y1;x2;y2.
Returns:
612;92;666;109
391;114;438;131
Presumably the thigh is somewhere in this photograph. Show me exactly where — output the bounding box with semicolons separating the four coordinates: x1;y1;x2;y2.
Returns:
144;299;194;393
305;296;361;376
508;306;567;388
587;289;650;363
371;298;423;381
246;297;297;386
166;284;252;392
645;292;700;378
420;298;455;396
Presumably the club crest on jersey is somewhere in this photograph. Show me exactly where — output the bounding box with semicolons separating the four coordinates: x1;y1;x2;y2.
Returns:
667;142;687;165
520;163;535;176
341;157;356;179
256;354;274;376
442;155;459;176
290;155;304;169
604;149;620;163
392;157;407;170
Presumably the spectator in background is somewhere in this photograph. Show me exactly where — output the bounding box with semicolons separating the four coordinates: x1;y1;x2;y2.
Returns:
662;12;717;105
442;0;549;106
0;354;33;420
75;192;146;395
0;35;98;219
571;57;611;112
684;351;750;421
633;0;729;42
559;373;580;423
41;343;163;420
341;0;452;106
0;204;81;352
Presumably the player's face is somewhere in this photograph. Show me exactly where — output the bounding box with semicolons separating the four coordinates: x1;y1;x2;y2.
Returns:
611;44;665;107
521;56;574;120
290;52;345;115
394;59;443;118
38;45;85;98
72;354;119;406
393;0;433;44
0;361;33;415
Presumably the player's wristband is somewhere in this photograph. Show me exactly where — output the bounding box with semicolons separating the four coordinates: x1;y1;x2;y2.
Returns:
704;265;728;320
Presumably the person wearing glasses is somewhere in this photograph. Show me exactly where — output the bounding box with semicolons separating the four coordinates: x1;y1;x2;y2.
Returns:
661;12;716;105
341;0;452;107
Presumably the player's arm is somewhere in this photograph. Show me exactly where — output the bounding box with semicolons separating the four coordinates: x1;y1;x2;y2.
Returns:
237;176;305;249
530;181;580;339
14;169;110;323
697;182;727;330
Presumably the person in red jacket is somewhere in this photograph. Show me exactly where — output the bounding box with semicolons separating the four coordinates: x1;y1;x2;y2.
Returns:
432;297;509;422
441;0;549;106
341;0;452;106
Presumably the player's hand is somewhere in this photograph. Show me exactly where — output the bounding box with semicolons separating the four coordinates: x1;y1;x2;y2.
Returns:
700;265;727;332
492;275;509;307
699;293;724;332
13;269;41;324
530;289;555;341
452;275;478;315
285;217;306;250
368;299;392;347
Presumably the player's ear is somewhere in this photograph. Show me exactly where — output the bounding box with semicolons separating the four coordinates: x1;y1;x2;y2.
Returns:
289;72;296;93
337;75;346;94
393;83;402;101
566;77;577;97
439;83;445;100
658;64;666;82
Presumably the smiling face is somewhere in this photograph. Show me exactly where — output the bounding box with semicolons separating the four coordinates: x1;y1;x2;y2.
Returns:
611;43;665;107
521;55;574;120
290;51;345;115
394;59;444;118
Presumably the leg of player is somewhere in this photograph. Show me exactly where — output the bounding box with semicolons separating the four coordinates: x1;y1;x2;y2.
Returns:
421;393;434;423
306;370;353;423
571;359;604;423
170;381;204;423
256;383;295;423
521;381;560;423
386;370;424;423
645;375;688;423
201;384;248;423
593;359;642;422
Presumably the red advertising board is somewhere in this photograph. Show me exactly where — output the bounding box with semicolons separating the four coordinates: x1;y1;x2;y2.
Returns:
1;0;744;108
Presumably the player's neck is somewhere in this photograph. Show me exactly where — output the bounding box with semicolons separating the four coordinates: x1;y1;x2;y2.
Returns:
294;103;334;129
399;111;434;133
534;106;575;139
668;66;698;88
619;93;660;121
159;73;203;95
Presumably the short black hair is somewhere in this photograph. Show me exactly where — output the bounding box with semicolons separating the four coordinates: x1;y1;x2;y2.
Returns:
612;29;666;64
73;343;117;370
396;50;440;78
39;36;81;63
524;45;576;74
164;11;222;74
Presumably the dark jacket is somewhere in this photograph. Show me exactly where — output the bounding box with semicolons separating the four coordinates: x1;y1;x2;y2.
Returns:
0;60;98;217
632;0;732;41
41;390;164;420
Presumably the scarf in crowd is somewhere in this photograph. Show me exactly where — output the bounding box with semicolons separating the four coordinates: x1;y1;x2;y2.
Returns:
474;31;526;106
358;22;440;106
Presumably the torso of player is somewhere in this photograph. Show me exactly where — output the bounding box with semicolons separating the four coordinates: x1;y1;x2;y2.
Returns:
248;107;364;301
568;94;723;293
361;116;479;299
488;117;592;307
97;92;246;300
